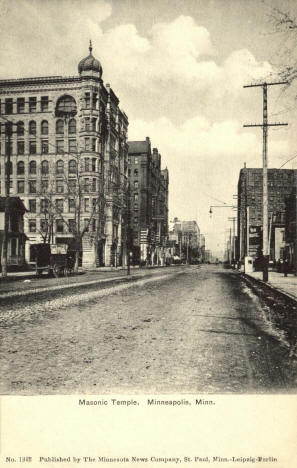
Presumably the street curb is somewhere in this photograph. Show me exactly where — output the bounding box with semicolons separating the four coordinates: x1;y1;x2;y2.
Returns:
241;273;297;304
0;274;145;301
0;268;180;301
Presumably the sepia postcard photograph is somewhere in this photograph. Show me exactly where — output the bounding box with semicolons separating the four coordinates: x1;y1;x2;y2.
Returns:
0;0;296;467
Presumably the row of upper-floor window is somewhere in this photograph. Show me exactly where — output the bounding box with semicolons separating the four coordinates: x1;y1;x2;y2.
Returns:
1;177;99;194
0;117;103;138
27;197;99;214
28;217;97;234
0;137;101;155
1;97;49;114
2;157;102;175
1;93;98;115
0;119;76;136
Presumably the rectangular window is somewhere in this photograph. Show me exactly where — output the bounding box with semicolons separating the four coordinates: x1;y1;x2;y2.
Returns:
56;140;64;154
92;93;97;109
69;219;76;233
134;193;138;201
85;117;90;131
84;178;90;192
85;137;90;151
69;139;77;153
29;219;36;232
84;198;89;212
92;198;97;211
91;178;96;192
134;157;138;164
84;218;89;232
55;199;64;212
40;199;49;212
41;179;48;192
41;96;49;112
29;141;36;155
29;199;36;213
29;97;37;112
85;93;90;108
17;141;24;155
91;218;96;232
17;180;24;193
68;178;76;191
40;219;48;232
56;179;64;193
17;98;25;113
92;138;96;151
29;180;36;193
56;219;64;233
5;98;13;114
69;199;75;212
134;181;139;188
41;140;48;154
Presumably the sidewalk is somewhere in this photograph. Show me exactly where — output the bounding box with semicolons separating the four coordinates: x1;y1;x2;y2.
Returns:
244;270;297;302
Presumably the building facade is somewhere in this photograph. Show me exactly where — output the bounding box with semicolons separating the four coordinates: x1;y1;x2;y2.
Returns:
127;138;169;265
0;196;27;269
168;218;201;263
237;167;297;262
0;43;128;267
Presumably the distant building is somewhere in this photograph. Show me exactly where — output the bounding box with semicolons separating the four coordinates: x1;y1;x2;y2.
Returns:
127;138;169;265
0;43;128;267
169;218;201;263
285;184;297;271
200;234;205;262
237;167;297;262
0;196;27;269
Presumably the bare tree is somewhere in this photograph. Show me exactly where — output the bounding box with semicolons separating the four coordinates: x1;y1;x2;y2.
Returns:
267;4;297;84
38;151;104;272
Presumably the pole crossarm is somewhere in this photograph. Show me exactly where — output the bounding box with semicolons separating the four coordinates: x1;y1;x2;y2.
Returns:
243;81;288;88
243;123;288;128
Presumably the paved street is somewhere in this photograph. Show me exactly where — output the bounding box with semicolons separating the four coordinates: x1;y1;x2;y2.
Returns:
0;265;296;395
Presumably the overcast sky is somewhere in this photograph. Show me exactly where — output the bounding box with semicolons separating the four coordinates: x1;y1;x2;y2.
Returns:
1;0;297;256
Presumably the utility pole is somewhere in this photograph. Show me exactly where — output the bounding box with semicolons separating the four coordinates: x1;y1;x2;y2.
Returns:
1;121;13;278
228;217;236;264
243;81;288;282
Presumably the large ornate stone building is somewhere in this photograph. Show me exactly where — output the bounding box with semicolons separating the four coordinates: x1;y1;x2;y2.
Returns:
127;138;169;265
0;43;128;267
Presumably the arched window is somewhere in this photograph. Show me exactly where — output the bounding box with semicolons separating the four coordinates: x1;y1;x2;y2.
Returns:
56;159;64;174
56;119;64;134
68;159;77;174
29;121;36;135
17;161;24;175
55;95;77;117
29;160;37;174
41;160;49;175
41;120;48;135
17;121;24;137
68;119;76;134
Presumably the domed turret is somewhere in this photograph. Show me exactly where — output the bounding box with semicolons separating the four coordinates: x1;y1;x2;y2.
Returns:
78;41;102;78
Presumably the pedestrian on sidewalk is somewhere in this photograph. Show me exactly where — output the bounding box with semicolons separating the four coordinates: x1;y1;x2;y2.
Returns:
283;258;289;277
